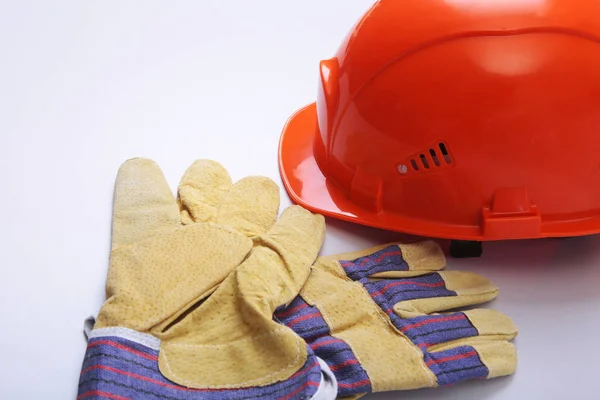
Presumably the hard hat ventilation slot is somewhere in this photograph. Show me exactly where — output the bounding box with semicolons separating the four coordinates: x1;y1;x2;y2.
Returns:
410;159;419;171
420;154;430;169
430;149;441;167
399;142;453;175
439;142;452;164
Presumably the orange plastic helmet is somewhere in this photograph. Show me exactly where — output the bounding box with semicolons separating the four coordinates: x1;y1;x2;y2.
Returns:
278;0;600;242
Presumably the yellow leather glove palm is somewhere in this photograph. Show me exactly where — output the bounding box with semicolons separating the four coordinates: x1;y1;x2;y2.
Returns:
79;158;333;400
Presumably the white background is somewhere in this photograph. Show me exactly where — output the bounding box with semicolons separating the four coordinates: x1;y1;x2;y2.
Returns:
2;1;600;399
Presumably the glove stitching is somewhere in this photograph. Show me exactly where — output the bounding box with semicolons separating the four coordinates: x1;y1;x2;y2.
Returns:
331;260;437;388
300;290;368;373
352;281;437;388
164;326;289;347
159;329;303;388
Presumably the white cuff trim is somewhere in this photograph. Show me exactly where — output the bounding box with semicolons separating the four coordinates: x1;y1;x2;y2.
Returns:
87;326;161;351
310;357;338;400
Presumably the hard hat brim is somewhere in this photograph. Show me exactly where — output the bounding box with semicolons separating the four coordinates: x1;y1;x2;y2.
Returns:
277;103;584;242
278;103;396;231
279;103;354;218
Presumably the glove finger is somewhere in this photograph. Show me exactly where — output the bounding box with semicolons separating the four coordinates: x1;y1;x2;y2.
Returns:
424;340;517;386
393;309;518;352
254;205;326;298
328;240;445;281
111;158;180;249
216;176;280;237
176;159;233;225
382;271;499;318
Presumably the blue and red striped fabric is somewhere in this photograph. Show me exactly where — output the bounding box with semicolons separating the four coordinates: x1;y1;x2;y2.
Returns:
77;332;323;400
395;312;480;350
424;345;489;386
363;273;457;305
275;297;372;397
339;245;409;281
359;272;480;349
340;249;490;386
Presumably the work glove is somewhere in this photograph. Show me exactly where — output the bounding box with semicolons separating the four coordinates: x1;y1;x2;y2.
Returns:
77;158;337;400
274;241;518;398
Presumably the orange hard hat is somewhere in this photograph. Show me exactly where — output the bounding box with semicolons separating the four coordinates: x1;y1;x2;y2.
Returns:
278;0;600;242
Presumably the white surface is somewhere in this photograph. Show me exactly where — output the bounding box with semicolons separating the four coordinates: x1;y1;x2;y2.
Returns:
1;1;599;399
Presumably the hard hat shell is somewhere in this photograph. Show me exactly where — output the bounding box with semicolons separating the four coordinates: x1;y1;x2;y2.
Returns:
278;0;600;241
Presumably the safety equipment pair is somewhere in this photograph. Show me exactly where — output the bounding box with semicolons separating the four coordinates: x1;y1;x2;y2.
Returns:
77;158;517;399
278;0;600;242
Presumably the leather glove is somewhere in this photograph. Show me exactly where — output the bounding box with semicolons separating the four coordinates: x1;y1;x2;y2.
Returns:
275;241;518;398
77;158;337;400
